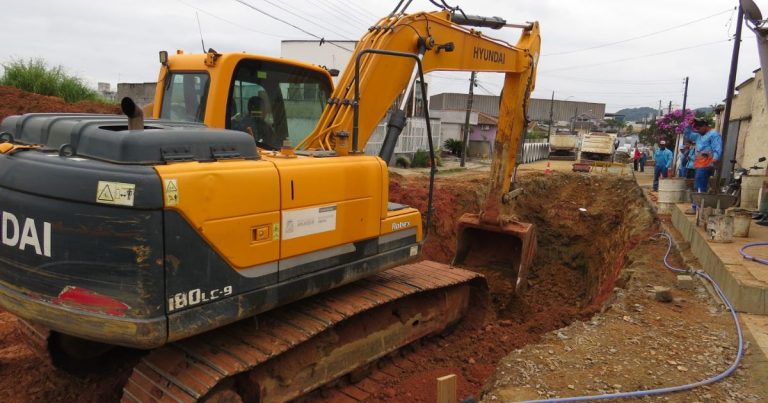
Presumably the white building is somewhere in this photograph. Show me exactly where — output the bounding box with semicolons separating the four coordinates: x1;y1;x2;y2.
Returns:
280;40;357;85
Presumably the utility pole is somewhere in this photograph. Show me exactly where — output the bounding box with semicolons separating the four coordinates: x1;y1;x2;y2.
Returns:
547;91;554;142
672;77;689;177
715;5;744;191
460;71;476;167
570;106;578;134
668;101;672;114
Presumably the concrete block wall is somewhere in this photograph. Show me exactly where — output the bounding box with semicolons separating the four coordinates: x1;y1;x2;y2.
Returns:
116;83;156;108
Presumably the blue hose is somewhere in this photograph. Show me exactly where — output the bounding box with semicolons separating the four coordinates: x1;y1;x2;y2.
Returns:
517;232;744;403
740;242;768;265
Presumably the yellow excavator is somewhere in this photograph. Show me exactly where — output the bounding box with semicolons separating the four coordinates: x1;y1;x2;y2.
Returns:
0;4;539;401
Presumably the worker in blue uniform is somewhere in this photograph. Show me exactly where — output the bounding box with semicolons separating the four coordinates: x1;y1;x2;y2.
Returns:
653;140;673;192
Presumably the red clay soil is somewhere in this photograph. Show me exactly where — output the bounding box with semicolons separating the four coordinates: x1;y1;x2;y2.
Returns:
0;85;119;123
340;172;651;403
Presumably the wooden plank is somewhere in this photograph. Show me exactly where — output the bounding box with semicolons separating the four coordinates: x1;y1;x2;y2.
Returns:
436;374;457;403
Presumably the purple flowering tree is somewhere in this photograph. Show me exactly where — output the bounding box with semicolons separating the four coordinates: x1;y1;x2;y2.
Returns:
655;109;695;145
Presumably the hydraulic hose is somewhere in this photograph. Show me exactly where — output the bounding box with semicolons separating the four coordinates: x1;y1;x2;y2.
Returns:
517;232;744;402
740;242;768;265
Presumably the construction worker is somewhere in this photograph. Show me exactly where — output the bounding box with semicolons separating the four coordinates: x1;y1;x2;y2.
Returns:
652;140;673;192
684;118;722;214
685;118;722;192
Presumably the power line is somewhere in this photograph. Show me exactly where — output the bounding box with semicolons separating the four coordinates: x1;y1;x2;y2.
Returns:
475;82;497;95
255;0;361;40
542;74;682;85
232;0;355;52
541;39;730;73
302;0;370;34
176;0;293;39
318;0;377;29
543;8;733;57
334;0;381;21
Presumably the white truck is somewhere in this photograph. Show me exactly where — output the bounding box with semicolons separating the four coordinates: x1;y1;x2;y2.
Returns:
549;132;579;160
579;132;616;161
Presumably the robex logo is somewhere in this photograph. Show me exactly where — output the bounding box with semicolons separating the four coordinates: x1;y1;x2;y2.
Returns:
391;221;410;231
1;211;52;257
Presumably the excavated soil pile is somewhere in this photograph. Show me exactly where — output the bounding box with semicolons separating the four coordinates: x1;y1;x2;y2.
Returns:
0;85;119;123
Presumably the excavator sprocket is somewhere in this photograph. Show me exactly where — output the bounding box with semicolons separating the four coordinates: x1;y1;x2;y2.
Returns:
120;261;484;402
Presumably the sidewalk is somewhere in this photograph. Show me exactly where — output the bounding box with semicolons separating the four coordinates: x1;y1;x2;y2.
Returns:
634;168;768;375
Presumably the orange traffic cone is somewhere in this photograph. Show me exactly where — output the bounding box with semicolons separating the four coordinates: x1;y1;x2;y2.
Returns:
545;161;551;174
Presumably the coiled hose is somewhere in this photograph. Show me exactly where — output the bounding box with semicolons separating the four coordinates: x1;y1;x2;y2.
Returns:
740;242;768;265
518;232;744;402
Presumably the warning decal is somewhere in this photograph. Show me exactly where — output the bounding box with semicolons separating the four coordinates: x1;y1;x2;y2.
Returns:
96;181;136;206
164;179;179;206
282;205;337;240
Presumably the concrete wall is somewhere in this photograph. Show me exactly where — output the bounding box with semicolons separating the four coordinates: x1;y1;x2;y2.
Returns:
116;83;156;108
440;123;463;142
429;93;606;122
726;69;768;173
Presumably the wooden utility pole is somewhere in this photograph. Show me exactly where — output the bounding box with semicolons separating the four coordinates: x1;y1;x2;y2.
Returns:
460;71;476;167
547;91;554;142
715;5;744;190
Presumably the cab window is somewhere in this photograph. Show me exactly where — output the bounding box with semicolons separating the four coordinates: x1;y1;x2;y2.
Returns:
228;60;331;149
160;72;210;123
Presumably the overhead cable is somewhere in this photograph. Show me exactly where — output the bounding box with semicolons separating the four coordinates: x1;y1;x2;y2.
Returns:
544;8;733;57
257;0;363;39
541;39;729;73
232;0;354;52
176;0;292;39
305;0;372;32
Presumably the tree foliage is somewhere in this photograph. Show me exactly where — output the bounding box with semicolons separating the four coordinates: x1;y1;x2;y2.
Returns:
0;58;100;103
443;138;463;156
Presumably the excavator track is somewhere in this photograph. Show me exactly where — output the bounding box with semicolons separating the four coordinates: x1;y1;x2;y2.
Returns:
121;261;484;402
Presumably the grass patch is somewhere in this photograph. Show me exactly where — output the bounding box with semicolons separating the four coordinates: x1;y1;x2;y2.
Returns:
1;58;100;103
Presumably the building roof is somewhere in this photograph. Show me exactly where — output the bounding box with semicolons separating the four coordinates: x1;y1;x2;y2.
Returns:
478;112;498;125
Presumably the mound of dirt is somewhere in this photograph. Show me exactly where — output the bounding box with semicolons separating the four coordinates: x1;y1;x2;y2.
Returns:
0;86;119;123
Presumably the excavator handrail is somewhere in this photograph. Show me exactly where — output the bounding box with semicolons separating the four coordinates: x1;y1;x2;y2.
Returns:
351;47;438;241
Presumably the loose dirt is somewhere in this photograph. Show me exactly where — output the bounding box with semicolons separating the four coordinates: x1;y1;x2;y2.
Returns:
0;86;119;123
0;88;765;402
360;171;766;402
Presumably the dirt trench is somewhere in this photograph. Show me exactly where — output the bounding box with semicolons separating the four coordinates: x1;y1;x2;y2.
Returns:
337;170;654;402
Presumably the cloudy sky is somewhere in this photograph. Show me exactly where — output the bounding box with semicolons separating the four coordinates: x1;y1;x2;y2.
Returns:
1;0;764;113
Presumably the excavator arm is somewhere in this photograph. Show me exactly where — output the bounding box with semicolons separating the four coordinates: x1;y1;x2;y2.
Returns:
299;9;540;167
299;9;541;294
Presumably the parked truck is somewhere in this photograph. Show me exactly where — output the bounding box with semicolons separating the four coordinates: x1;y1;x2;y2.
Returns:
548;131;578;160
579;131;616;161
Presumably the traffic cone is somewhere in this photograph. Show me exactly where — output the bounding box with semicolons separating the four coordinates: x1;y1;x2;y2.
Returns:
545;161;551;174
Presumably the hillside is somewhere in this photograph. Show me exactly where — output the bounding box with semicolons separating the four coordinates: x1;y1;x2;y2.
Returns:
613;107;657;121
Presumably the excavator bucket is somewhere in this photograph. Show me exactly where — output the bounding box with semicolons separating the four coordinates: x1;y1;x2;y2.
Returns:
453;213;537;294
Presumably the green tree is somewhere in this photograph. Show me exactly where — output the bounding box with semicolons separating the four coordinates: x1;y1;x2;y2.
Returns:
443;138;463;156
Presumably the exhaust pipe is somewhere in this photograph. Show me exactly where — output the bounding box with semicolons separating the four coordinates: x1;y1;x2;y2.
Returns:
121;97;144;130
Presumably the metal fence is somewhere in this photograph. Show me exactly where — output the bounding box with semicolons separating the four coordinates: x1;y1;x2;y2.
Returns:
364;117;441;156
520;141;550;163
